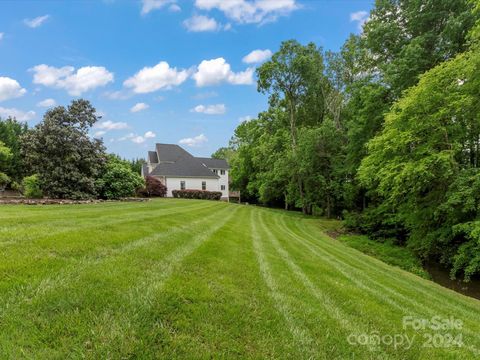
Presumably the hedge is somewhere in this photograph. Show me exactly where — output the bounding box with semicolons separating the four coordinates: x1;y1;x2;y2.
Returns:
172;189;222;200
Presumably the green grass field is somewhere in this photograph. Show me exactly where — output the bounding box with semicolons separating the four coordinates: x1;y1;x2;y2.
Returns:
1;199;479;359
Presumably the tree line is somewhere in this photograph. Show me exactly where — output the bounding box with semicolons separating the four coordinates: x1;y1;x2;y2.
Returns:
0;99;149;200
213;0;480;280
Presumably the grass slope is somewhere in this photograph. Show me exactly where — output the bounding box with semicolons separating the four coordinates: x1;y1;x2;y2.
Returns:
0;199;479;359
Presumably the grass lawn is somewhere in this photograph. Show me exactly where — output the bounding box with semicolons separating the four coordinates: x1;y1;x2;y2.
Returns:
0;199;479;359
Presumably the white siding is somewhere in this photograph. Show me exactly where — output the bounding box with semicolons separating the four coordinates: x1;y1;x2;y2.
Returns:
207;168;229;199
165;177;218;197
218;169;229;198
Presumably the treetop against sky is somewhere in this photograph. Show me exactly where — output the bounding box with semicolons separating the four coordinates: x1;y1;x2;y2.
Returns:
0;0;372;158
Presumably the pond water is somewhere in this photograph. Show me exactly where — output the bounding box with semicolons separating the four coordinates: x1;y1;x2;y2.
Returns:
424;262;480;300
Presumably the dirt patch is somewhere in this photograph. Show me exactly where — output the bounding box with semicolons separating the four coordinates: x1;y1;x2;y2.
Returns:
325;228;356;239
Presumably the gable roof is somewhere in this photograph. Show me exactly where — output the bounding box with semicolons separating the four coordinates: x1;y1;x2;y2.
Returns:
155;143;190;163
148;151;158;164
196;157;229;169
148;143;219;178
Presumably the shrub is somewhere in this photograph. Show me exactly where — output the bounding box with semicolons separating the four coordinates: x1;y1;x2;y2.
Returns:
0;172;9;192
138;176;167;197
172;189;222;200
97;157;145;200
22;175;43;198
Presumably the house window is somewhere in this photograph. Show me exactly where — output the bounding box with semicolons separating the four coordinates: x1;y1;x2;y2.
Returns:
221;185;226;191
180;181;186;190
202;181;206;190
220;169;225;175
213;169;218;174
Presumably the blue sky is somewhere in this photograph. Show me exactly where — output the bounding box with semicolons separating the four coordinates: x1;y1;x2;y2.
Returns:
0;0;373;159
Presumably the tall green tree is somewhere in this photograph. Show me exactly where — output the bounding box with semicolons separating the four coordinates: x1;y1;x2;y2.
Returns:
358;46;480;279
21;99;106;199
0;117;28;180
296;120;346;217
0;140;12;192
0;140;11;166
257;40;325;213
364;0;477;96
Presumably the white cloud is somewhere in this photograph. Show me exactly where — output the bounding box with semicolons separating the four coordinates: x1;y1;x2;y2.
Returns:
131;135;146;144
0;33;4;41
194;0;298;24
95;120;128;130
31;64;114;96
239;115;252;122
0;107;35;121
118;132;135;141
124;61;189;93
93;130;106;138
193;57;254;87
119;131;155;143
169;3;181;12
242;49;272;64
103;90;132;100
130;102;149;113
0;77;27;101
141;0;176;15
183;15;221;32
350;10;369;31
179;133;208;147
24;15;50;28
36;98;56;107
191;104;226;115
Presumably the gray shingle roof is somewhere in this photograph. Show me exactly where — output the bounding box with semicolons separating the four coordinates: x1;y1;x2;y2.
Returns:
148;144;219;178
148;151;158;164
196;157;229;169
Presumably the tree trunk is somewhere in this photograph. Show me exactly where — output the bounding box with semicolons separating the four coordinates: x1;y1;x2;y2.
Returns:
288;96;306;214
326;195;331;218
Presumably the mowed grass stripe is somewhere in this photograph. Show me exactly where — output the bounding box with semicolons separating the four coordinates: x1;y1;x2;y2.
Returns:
0;200;215;244
0;198;193;222
1;204;241;358
292;219;480;333
0;200;479;359
277;213;480;356
257;210;394;356
269;211;473;358
79;206;297;358
0;201;223;298
250;209;321;359
302;218;480;311
0;203;232;322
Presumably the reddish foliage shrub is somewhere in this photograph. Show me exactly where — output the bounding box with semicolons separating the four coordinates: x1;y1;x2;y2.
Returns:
172;189;222;200
138;176;167;197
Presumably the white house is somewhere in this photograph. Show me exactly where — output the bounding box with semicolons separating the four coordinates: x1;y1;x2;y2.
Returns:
142;143;230;200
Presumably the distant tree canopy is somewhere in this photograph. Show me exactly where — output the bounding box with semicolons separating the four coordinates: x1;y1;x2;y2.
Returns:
21;99;107;199
0;140;12;166
0;118;28;181
212;0;480;280
128;158;145;175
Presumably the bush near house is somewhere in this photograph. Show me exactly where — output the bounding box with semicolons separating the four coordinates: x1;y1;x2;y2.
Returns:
138;176;167;197
0;172;10;193
96;155;145;200
22;174;43;199
172;189;222;200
